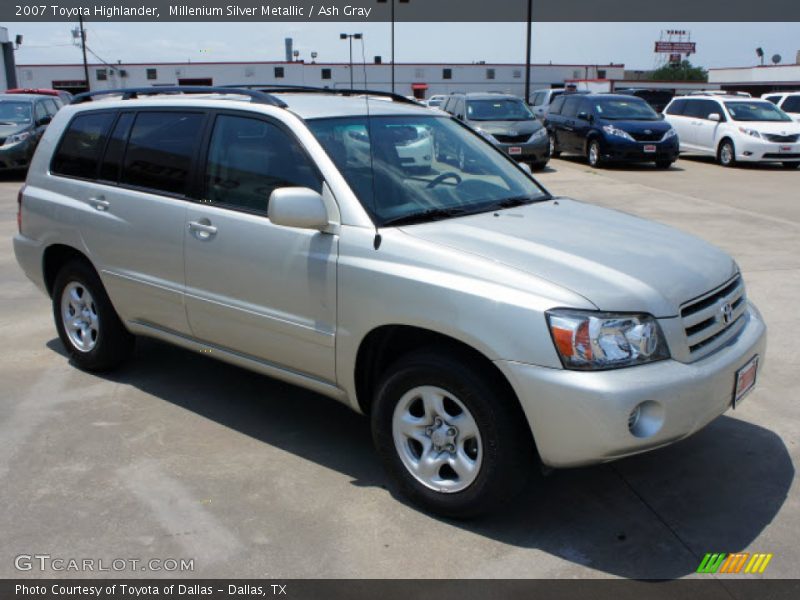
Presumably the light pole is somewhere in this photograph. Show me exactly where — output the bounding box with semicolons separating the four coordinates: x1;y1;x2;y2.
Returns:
340;33;362;90
378;0;409;94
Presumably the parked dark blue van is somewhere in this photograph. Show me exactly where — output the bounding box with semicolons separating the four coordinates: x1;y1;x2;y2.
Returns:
545;94;679;168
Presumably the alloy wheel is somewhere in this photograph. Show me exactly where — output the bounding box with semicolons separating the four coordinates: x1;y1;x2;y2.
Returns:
60;281;99;352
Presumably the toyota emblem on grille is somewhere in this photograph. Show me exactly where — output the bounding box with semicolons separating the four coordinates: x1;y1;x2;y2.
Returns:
644;129;652;134
720;302;734;325
509;130;517;136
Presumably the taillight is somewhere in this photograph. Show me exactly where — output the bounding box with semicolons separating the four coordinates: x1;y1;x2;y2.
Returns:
17;184;26;233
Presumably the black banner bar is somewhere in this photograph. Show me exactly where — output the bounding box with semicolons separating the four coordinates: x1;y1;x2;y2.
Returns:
3;580;800;600
4;0;800;22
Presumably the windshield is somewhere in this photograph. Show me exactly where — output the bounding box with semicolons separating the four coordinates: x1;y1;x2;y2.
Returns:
0;101;33;125
725;101;793;122
590;98;660;120
466;99;534;121
307;115;549;227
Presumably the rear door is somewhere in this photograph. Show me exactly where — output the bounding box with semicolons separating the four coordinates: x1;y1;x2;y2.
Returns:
664;98;690;148
692;100;725;153
557;96;585;152
53;109;206;334
183;111;338;381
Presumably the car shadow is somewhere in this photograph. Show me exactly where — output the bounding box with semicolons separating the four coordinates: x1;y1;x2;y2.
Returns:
0;170;27;183
47;336;793;580
678;155;796;170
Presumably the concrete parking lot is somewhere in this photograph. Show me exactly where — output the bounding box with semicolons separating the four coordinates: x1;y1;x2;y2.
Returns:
0;156;797;580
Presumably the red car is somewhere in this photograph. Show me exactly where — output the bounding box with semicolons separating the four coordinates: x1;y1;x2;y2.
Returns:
5;88;73;106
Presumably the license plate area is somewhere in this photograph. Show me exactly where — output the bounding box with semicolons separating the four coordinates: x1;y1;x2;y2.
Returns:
643;144;657;153
508;146;522;155
779;145;792;152
733;355;759;408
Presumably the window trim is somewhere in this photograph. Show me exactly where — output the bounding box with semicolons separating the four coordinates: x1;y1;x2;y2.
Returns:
193;108;325;219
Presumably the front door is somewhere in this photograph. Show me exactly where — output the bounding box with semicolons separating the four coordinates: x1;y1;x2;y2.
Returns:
183;112;338;381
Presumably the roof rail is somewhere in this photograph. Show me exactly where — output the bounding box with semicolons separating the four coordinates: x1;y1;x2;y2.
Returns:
222;83;422;105
70;86;288;108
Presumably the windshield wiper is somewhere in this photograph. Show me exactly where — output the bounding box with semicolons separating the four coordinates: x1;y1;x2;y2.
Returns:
381;206;473;227
491;195;543;209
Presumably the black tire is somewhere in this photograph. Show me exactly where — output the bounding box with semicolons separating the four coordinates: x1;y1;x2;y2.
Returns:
548;133;561;158
371;349;537;519
587;139;603;168
781;161;800;169
52;259;134;371
718;139;736;167
655;159;674;169
530;160;548;171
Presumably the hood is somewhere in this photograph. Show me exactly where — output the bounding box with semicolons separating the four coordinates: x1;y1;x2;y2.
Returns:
0;123;32;138
598;118;672;135
399;199;737;317
469;119;542;136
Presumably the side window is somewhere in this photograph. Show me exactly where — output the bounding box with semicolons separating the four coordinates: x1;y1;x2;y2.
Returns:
682;100;703;119
99;112;134;183
121;111;205;195
764;95;781;105
703;100;725;121
443;97;455;113
43;99;59;116
51;112;115;179
531;92;544;106
561;96;582;118
781;96;800;113
34;101;48;123
549;95;567;115
665;99;686;115
204;114;321;214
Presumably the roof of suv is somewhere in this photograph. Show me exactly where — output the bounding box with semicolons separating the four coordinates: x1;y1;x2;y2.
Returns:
449;93;521;101
0;93;42;102
64;91;437;120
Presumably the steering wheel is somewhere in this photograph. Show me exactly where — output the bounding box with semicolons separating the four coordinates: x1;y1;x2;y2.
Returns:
426;172;462;189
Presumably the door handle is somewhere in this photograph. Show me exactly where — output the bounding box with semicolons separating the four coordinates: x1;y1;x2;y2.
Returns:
89;196;110;211
188;219;218;240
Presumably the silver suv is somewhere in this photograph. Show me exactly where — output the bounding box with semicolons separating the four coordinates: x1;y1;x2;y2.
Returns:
14;86;767;518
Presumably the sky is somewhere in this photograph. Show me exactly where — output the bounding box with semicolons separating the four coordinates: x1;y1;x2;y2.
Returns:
5;21;800;71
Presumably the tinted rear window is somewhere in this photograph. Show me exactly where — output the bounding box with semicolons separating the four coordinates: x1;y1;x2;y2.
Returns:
782;96;800;113
549;95;567;115
51;112;115;179
99;112;134;183
121;111;204;195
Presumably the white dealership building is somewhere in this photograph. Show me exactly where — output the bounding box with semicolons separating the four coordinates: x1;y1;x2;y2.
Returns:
13;59;625;98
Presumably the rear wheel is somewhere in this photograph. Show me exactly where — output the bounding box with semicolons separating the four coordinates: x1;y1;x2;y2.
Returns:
371;349;537;519
548;133;561;158
52;259;134;371
587;139;603;168
718;139;736;167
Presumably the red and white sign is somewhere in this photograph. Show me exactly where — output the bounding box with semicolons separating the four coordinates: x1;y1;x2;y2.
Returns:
654;41;696;54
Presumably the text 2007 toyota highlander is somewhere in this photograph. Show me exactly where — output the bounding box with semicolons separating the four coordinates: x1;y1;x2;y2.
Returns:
13;86;766;518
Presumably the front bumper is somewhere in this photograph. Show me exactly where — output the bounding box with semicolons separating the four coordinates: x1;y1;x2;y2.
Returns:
0;139;36;170
600;136;679;163
496;302;767;468
494;134;550;163
734;138;800;162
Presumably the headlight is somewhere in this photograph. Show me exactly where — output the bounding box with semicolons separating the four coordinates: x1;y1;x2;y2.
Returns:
546;309;670;370
661;128;677;141
601;125;635;141
4;131;31;145
738;127;762;139
531;127;548;140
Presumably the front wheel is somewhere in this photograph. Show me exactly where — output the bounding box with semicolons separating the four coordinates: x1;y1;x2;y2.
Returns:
371;350;537;519
52;259;134;371
718;139;736;167
548;133;561;158
587;139;603;168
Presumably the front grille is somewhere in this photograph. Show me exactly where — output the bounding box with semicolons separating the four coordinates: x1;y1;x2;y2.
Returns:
630;131;663;142
763;133;799;143
764;153;800;159
681;275;746;356
493;133;531;144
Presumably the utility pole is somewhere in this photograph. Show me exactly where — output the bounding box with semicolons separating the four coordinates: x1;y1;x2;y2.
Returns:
524;0;532;104
340;33;362;90
78;14;90;92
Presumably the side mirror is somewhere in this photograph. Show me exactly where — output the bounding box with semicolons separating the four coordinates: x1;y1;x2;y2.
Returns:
576;111;590;121
36;115;52;126
268;187;329;231
708;113;721;122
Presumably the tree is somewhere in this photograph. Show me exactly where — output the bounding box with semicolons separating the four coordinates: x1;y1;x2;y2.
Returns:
650;60;708;82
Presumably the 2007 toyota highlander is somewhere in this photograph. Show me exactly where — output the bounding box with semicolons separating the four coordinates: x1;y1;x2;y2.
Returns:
13;86;767;517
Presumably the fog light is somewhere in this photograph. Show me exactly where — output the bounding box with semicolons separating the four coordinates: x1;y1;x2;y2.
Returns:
627;400;665;438
743;151;753;156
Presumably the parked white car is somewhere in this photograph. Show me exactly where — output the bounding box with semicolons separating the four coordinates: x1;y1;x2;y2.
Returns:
664;95;800;168
426;95;447;109
761;92;800;123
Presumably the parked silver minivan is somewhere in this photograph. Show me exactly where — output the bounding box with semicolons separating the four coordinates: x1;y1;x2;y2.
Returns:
14;87;766;518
